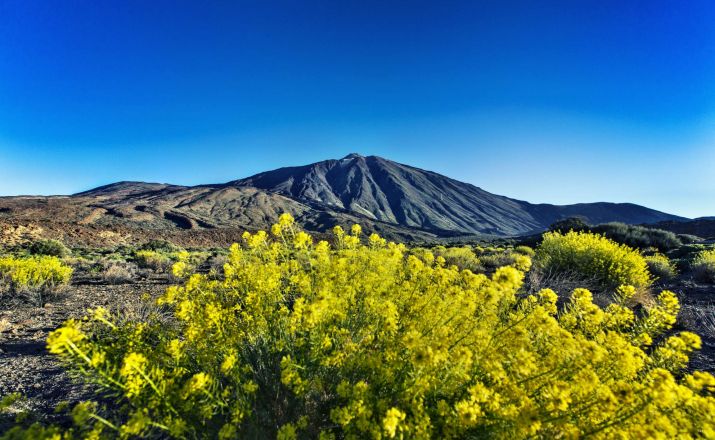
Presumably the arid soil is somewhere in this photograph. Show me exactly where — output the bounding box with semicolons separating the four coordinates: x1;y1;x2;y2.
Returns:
0;274;171;431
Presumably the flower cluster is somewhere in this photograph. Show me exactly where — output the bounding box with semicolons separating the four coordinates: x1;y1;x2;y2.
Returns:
0;255;73;293
5;214;713;439
535;230;652;289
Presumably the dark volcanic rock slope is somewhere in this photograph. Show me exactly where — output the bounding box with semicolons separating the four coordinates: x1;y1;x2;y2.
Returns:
232;154;684;236
0;154;687;243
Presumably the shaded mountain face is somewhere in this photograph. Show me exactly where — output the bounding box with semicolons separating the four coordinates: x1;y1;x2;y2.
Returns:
0;154;687;246
231;154;685;236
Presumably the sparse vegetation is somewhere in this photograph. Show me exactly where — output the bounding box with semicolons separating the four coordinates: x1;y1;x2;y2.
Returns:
645;253;678;281
692;249;715;283
27;239;70;258
4;214;713;439
0;255;73;303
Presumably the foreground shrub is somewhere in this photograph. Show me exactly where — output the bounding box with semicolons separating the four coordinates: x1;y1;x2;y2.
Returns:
692;249;715;283
27;238;70;258
0;256;73;301
9;214;712;439
534;231;651;290
645;253;678;281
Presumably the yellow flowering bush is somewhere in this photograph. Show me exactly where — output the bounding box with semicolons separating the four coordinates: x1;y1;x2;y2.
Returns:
428;246;483;273
692;249;715;283
535;231;652;289
645;253;678;281
5;214;715;439
0;255;73;295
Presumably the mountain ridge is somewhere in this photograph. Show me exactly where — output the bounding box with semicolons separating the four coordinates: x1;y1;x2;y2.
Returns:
229;153;686;235
0;154;689;245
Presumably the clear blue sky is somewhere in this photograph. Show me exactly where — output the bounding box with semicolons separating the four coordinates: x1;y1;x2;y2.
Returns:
1;1;713;218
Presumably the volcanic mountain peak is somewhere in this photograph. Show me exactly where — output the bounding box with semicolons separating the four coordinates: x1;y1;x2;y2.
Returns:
229;155;685;236
1;154;687;244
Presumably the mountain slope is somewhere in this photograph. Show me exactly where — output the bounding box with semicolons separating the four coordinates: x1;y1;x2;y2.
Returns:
0;154;688;246
231;154;685;236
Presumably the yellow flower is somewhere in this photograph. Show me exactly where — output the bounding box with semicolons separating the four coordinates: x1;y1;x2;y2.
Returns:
221;353;238;373
120;352;147;377
382;407;406;438
184;372;211;396
47;321;85;355
350;224;362;236
293;231;313;249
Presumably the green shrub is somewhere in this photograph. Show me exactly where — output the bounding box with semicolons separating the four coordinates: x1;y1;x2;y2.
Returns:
513;245;535;257
590;223;682;252
548;221;682;252
430;246;483;273
534;231;651;290
678;234;702;244
140;240;181;253
549;217;589;233
134;250;173;272
644;254;677;281
691;249;715;283
27;239;70;258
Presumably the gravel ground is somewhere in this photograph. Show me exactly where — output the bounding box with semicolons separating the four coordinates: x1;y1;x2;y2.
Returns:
0;277;170;432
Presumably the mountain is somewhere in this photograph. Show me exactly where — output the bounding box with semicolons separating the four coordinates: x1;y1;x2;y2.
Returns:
0;154;687;246
231;154;685;236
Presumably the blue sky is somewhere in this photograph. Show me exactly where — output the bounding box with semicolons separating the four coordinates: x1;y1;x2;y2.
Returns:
0;1;713;218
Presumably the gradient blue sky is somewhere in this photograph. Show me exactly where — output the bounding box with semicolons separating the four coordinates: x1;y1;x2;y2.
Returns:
1;1;713;217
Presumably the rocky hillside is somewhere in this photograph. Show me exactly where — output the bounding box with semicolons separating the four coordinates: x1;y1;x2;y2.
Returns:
232;154;685;235
0;154;687;245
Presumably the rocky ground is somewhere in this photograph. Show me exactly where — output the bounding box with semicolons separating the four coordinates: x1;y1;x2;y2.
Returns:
668;282;715;373
0;274;171;432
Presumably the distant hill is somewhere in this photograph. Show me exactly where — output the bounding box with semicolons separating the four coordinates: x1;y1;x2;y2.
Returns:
646;218;715;239
0;154;687;246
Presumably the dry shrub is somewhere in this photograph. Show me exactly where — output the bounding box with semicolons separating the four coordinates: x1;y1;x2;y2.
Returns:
102;260;138;284
0;318;11;334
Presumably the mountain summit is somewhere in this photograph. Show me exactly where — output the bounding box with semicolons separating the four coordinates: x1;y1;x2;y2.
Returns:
230;155;684;236
0;154;687;244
